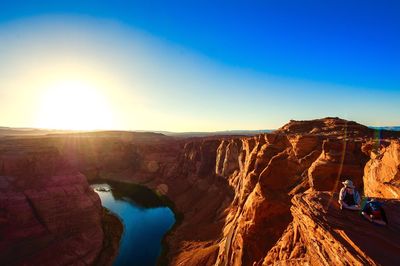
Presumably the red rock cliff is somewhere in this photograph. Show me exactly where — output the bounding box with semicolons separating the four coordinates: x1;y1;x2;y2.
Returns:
0;142;105;265
364;140;400;199
1;118;399;266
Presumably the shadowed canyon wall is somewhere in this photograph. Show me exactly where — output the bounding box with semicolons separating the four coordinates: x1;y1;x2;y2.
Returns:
0;143;116;265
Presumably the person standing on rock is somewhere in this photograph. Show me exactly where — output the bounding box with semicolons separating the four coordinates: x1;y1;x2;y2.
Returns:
339;180;361;210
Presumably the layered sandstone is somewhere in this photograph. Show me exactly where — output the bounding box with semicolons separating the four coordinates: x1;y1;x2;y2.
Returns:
364;140;400;198
263;192;400;266
0;141;118;265
1;118;399;266
308;138;368;191
275;117;400;139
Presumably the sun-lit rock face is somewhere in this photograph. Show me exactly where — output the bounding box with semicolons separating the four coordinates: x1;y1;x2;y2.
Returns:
263;192;400;266
364;140;400;198
274;117;400;139
214;134;297;266
216;139;242;177
275;117;371;136
0;146;104;265
308;138;369;191
212;132;325;265
288;134;322;159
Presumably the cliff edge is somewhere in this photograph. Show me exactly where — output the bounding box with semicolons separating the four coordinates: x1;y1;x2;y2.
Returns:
264;192;400;265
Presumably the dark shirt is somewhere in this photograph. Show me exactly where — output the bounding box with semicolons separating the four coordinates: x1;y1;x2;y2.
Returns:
362;201;388;223
343;192;355;206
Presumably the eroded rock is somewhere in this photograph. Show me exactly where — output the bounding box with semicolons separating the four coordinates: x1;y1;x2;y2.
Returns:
1;118;400;266
308;139;368;191
263;192;400;266
364;140;400;198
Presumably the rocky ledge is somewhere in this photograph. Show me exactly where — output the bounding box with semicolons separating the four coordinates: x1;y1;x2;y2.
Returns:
264;191;400;266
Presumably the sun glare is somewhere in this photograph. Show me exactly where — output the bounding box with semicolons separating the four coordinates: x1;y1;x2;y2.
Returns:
36;80;115;130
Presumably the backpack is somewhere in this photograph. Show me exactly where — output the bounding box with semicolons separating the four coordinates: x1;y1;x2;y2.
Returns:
368;201;382;219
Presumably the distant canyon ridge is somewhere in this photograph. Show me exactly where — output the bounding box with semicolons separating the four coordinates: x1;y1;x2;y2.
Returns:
1;117;400;265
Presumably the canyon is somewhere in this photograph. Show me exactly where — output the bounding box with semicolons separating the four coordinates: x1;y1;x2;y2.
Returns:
1;117;399;265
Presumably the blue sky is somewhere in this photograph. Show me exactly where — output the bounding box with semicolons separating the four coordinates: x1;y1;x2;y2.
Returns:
0;1;399;130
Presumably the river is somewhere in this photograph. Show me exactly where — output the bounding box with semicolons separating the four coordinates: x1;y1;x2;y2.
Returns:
91;181;175;266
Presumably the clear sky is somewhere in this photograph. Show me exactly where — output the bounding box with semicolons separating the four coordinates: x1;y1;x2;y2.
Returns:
0;1;399;131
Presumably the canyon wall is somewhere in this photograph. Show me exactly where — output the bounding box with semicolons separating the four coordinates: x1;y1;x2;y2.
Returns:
0;142;111;265
363;140;400;198
168;118;399;266
1;118;399;265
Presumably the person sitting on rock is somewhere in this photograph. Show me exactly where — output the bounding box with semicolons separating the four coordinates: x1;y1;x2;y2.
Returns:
361;198;388;226
339;179;361;210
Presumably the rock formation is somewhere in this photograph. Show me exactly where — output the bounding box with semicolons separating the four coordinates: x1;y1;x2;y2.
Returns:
274;117;400;139
1;117;399;265
263;192;400;266
0;140;120;265
364;140;400;199
308;138;368;191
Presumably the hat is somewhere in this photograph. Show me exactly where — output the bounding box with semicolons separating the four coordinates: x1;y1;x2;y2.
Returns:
342;179;355;188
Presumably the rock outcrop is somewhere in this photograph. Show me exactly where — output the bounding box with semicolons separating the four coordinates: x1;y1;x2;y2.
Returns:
364;140;400;199
308;138;368;191
263;192;400;266
274;117;400;139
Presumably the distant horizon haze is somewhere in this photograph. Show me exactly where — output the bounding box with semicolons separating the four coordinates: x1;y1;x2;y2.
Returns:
0;120;399;134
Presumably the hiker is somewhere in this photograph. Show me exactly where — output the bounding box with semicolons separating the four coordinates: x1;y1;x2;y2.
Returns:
338;179;361;210
361;198;388;226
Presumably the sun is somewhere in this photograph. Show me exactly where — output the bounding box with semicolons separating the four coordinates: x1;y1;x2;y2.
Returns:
36;80;116;130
